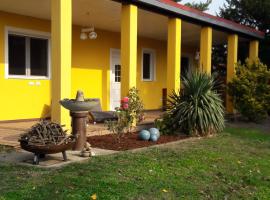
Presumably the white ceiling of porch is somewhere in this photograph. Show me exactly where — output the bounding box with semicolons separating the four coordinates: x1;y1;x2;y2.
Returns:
0;0;244;47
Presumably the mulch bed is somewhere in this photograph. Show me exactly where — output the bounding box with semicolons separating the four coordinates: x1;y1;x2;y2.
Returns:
87;132;189;151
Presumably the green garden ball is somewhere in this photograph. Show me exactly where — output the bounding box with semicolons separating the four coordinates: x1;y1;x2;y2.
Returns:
149;128;160;139
150;134;158;142
139;130;150;141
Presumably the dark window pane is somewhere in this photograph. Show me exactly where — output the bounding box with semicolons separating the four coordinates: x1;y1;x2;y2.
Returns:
238;41;249;63
118;66;121;79
8;35;26;75
181;57;189;78
143;53;151;79
115;65;121;82
30;38;48;76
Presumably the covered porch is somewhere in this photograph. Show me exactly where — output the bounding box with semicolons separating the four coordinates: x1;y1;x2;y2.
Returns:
0;0;263;126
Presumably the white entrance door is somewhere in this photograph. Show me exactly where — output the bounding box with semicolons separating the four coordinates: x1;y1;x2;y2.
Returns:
110;49;121;111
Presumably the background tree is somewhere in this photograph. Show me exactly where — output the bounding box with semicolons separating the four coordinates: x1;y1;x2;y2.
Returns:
219;0;270;66
173;0;212;12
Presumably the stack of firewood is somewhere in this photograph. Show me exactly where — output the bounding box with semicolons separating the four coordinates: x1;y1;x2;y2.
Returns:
19;120;73;146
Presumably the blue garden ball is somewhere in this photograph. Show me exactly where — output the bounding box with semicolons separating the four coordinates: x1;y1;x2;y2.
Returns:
150;134;159;142
149;128;160;139
139;130;150;141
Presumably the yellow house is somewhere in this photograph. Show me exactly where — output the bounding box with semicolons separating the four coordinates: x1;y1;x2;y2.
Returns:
0;0;264;126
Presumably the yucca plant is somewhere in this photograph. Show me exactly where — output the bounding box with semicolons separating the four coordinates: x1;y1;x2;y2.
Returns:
167;72;225;136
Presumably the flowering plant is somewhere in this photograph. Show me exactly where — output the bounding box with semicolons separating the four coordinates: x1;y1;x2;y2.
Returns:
105;87;144;141
121;97;129;110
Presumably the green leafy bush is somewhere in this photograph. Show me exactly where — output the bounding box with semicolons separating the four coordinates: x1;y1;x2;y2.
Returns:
154;113;175;135
105;87;144;141
127;87;144;125
105;110;130;142
228;59;270;122
157;72;225;136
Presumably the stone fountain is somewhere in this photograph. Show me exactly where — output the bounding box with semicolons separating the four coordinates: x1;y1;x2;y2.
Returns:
60;90;98;151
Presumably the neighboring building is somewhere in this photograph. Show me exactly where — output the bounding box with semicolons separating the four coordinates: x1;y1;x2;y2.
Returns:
0;0;264;125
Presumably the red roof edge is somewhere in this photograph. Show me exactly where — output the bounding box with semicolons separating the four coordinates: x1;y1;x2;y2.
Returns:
160;0;265;37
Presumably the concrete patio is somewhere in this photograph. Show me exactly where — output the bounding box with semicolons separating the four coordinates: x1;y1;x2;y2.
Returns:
0;149;118;168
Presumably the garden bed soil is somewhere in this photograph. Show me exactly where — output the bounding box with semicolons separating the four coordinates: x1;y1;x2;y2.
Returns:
87;132;189;151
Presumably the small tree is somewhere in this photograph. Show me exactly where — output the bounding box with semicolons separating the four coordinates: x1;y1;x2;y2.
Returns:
219;0;270;67
172;0;212;12
228;59;270;122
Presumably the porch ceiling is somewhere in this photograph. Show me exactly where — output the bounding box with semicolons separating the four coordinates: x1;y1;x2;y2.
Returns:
0;0;247;46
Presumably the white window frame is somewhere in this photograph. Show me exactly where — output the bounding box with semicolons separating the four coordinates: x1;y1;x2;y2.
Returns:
5;26;51;80
141;48;156;82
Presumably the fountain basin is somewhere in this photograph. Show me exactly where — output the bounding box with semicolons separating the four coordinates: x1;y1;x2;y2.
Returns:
60;98;98;112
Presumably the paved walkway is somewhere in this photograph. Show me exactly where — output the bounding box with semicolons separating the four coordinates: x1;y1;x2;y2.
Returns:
0;136;203;168
0;148;118;168
227;117;270;134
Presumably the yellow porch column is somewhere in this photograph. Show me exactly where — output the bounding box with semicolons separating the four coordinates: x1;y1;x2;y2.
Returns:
249;40;259;60
121;4;137;98
226;34;238;114
200;27;212;74
167;18;181;95
51;0;72;128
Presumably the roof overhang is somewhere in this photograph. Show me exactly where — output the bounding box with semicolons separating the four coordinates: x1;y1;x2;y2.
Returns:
115;0;265;40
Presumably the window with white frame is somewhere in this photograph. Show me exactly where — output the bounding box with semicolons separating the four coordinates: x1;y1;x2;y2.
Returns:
7;30;50;79
142;49;155;81
114;64;121;82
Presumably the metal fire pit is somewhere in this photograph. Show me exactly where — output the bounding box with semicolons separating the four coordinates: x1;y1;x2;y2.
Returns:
19;121;75;165
20;141;75;165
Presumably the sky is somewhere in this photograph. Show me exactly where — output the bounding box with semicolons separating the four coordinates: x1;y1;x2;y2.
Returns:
181;0;226;15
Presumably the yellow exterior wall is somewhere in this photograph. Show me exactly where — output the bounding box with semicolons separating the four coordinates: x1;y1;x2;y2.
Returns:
0;11;196;121
137;38;167;109
0;12;51;121
71;27;120;111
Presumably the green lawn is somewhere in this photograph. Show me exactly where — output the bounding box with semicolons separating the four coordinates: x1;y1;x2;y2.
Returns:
0;145;13;154
1;128;270;200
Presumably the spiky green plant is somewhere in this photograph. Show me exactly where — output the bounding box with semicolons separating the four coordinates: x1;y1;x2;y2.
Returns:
167;72;225;136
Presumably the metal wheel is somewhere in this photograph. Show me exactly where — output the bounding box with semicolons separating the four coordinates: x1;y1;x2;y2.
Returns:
62;151;68;161
33;154;39;165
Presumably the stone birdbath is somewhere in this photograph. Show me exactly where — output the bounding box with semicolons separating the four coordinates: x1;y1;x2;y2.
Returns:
60;90;98;151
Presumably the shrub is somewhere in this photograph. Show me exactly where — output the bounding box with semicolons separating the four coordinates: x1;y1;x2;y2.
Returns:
105;87;144;141
228;59;270;122
158;72;225;136
105;109;130;142
127;87;144;125
154;113;175;135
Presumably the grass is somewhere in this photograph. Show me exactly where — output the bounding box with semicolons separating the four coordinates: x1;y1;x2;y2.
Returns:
0;128;270;200
0;145;13;154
